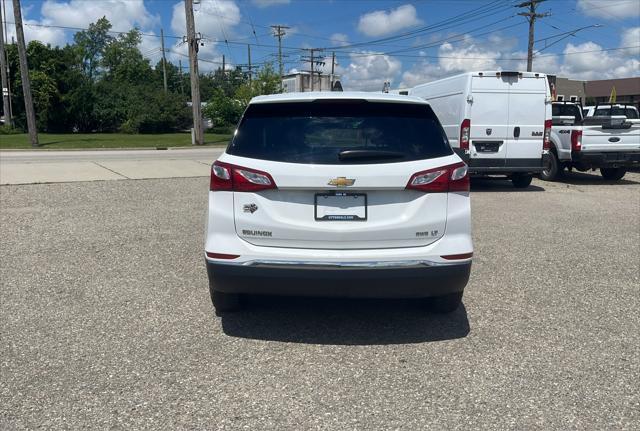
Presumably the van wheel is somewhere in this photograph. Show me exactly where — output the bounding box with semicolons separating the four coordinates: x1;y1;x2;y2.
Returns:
428;291;463;313
600;167;626;181
209;283;242;315
540;152;561;181
511;174;533;188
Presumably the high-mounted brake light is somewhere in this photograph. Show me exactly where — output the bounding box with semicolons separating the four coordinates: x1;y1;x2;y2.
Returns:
543;119;552;150
406;162;469;193
210;161;277;192
571;129;582;152
460;119;471;151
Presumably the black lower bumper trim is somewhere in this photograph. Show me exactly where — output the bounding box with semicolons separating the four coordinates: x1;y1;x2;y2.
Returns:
467;158;542;174
206;261;471;298
571;151;640;168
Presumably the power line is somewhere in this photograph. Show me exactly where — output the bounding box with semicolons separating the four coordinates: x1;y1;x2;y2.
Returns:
331;44;640;61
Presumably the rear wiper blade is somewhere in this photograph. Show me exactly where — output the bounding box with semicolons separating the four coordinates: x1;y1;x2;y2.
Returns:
338;150;405;161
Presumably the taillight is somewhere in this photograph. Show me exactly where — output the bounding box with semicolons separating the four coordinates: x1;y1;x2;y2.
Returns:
210;161;277;192
543;119;552;150
406;162;469;193
460;119;471;151
571;130;582;152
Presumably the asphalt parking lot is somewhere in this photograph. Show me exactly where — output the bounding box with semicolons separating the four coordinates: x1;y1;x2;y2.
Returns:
1;171;639;430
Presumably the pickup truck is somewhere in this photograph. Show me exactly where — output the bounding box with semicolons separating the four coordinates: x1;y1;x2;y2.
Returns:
542;102;640;181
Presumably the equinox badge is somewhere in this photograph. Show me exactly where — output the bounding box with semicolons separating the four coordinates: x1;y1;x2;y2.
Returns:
328;177;355;187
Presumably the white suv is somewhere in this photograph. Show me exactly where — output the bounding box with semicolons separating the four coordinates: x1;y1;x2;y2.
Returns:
204;92;473;314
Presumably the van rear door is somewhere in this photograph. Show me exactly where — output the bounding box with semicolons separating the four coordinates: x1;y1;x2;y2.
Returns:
504;74;548;168
470;74;509;167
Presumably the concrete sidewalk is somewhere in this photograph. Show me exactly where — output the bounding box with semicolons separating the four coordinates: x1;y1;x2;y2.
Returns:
0;148;224;185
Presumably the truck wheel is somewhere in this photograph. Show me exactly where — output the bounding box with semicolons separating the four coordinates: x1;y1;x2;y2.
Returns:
428;291;464;313
511;174;533;188
540;152;561;181
209;281;242;315
600;167;627;181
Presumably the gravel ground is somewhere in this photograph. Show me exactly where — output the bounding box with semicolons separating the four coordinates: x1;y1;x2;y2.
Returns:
1;171;639;430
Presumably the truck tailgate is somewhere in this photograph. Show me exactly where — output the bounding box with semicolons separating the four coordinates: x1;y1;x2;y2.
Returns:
582;124;640;152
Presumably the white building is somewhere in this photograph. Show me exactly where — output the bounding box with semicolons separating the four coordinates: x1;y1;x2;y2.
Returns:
281;72;340;93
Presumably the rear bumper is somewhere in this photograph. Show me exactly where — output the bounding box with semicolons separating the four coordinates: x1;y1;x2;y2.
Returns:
206;259;472;298
454;150;542;174
571;151;640;168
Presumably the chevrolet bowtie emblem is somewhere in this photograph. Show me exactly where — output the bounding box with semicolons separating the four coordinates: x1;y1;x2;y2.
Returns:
328;177;355;187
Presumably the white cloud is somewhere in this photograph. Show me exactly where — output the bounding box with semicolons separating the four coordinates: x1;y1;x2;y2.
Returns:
170;0;240;40
2;1;66;46
357;4;422;37
41;0;159;33
400;61;444;88
169;0;242;72
438;40;501;72
558;41;639;79
252;0;290;7
330;33;349;47
621;26;640;56
400;33;561;88
338;51;402;91
3;0;159;47
577;0;640;20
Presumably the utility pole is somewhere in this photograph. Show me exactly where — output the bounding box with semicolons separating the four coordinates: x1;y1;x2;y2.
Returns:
160;28;168;93
247;44;252;85
302;48;324;92
2;0;13;126
222;54;225;75
517;0;550;72
271;25;289;91
330;51;335;91
12;0;37;146
310;49;314;91
184;0;203;145
0;2;13;127
178;59;184;95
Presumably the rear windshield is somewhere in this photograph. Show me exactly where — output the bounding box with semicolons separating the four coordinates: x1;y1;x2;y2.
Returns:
227;101;452;164
593;107;639;119
552;104;582;124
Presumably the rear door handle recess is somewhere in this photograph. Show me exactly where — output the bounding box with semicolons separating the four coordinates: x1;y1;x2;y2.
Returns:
514;127;520;138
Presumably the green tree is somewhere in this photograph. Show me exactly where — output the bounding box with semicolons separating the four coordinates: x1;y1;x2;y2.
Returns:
203;87;243;127
102;29;152;85
74;17;113;81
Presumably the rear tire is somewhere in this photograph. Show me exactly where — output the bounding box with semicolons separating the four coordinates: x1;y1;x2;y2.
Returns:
428;291;464;313
540;152;562;181
600;167;626;181
511;173;533;188
209;282;242;315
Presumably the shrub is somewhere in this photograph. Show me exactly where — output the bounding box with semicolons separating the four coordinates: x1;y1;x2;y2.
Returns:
0;125;22;135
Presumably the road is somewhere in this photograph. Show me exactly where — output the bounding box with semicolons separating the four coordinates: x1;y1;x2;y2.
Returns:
0;148;224;184
1;172;639;429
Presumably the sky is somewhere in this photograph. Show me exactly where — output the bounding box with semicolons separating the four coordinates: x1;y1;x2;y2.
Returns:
2;0;639;91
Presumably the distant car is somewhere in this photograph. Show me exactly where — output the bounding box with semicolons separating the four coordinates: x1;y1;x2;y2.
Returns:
204;92;473;314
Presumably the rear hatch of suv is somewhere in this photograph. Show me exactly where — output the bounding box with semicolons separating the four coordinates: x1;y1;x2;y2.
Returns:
220;99;458;250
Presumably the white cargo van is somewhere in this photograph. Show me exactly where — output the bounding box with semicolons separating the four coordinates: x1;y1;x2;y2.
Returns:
409;71;552;188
